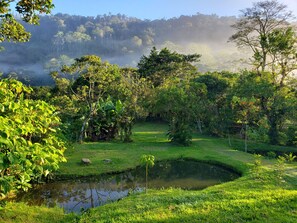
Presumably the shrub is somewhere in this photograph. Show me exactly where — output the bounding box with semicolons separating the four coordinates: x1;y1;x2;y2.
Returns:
0;79;66;198
167;119;192;146
266;151;277;159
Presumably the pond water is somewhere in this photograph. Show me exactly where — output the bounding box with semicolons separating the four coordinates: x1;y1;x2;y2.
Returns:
16;160;240;213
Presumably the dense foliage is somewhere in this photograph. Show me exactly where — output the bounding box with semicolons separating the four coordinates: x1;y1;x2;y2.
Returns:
0;1;296;222
0;0;296;207
138;47;200;86
49;55;148;143
27;42;297;146
0;79;66;198
0;0;54;43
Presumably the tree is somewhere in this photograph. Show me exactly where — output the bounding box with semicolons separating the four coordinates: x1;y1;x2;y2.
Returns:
116;68;151;142
157;84;192;145
194;72;237;136
137;48;203;145
137;47;200;87
266;27;297;86
153;77;206;145
229;0;294;73
232;96;258;152
87;97;124;141
0;0;54;43
52;55;121;142
51;56;145;143
44;55;75;73
230;0;297;145
232;71;297;145
0;78;66;198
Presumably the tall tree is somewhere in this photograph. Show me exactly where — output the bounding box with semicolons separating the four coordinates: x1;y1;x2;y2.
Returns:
230;0;297;145
266;27;297;86
229;0;294;73
53;55;121;142
153;77;206;145
137;47;200;87
0;0;54;43
232;71;297;145
194;72;237;136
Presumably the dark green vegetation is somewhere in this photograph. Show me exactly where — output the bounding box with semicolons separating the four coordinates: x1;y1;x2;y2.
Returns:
1;123;297;222
0;0;297;222
0;0;296;197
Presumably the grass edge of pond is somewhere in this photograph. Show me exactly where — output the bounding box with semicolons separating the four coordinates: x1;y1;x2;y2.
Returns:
1;123;297;223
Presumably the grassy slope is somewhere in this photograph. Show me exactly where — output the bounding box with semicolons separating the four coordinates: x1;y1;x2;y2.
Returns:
1;122;297;223
57;122;250;177
0;203;77;223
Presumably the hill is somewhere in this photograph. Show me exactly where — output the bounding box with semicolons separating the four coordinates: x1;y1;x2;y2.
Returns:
0;13;249;85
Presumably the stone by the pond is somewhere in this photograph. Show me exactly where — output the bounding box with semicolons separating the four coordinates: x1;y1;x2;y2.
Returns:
103;159;112;164
81;158;92;165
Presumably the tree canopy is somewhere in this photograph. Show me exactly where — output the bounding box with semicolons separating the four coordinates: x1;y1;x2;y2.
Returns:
229;0;295;73
229;0;297;145
0;0;54;43
137;47;200;86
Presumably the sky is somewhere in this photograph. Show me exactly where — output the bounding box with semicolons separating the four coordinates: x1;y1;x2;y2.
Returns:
51;0;297;20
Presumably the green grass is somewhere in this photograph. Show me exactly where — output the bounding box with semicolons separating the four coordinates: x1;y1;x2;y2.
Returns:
229;138;297;156
1;122;297;223
57;122;249;177
0;202;77;223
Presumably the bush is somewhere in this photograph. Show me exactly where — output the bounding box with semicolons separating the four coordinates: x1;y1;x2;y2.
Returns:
286;126;297;146
283;153;296;163
167;119;192;146
266;151;277;159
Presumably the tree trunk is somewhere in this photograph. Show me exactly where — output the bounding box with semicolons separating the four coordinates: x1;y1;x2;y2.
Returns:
79;117;89;143
79;106;94;143
261;51;267;73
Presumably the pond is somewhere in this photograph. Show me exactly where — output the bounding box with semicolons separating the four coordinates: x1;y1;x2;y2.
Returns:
16;159;240;213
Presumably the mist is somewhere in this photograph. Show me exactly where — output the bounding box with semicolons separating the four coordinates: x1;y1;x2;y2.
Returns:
0;13;252;85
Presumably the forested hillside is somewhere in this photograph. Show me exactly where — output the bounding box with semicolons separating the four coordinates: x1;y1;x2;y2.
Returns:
0;13;249;84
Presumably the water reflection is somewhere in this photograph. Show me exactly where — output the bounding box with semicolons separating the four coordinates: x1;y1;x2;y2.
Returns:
17;160;239;213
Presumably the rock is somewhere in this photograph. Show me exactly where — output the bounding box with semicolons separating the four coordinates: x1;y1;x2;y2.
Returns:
103;159;112;164
81;158;92;165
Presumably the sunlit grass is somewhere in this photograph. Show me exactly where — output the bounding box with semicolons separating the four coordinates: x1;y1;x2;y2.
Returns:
2;122;297;222
1;202;77;223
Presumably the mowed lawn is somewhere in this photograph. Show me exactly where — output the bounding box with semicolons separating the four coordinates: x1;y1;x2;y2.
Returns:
1;122;297;223
58;122;250;177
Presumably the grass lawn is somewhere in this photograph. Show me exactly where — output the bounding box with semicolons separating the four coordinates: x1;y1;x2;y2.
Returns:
1;122;297;222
